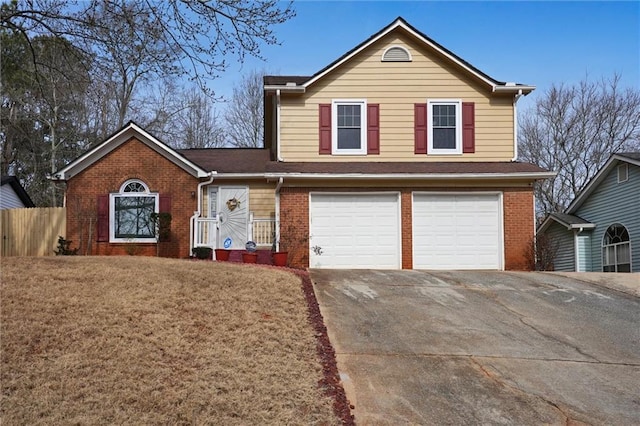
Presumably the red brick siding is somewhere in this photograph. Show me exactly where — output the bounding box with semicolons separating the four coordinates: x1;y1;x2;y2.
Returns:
280;186;535;271
65;137;199;258
503;188;534;271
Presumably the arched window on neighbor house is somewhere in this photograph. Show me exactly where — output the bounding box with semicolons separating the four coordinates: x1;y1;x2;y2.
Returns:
602;223;631;272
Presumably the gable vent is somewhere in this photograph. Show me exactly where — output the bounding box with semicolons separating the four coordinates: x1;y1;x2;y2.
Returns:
382;46;412;62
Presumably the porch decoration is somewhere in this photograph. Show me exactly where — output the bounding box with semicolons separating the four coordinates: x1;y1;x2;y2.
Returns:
271;251;288;267
226;197;241;212
242;241;258;263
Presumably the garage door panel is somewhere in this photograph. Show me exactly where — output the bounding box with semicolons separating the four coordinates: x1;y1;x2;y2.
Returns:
413;193;502;270
310;194;400;269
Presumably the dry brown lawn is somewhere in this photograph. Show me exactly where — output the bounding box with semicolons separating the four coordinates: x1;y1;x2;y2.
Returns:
1;257;339;425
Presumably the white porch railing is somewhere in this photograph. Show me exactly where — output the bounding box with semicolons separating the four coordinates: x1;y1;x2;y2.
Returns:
193;214;276;249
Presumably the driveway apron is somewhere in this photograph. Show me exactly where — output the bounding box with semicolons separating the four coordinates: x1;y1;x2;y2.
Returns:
310;269;640;425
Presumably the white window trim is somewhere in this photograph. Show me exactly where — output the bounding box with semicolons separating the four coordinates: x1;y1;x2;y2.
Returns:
427;99;462;155
110;179;159;243
617;163;629;183
601;223;632;272
332;99;367;155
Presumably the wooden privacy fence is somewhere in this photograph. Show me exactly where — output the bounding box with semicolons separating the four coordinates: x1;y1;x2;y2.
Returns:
1;207;66;256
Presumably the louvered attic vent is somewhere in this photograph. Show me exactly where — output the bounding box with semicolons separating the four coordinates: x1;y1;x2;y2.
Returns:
381;46;411;62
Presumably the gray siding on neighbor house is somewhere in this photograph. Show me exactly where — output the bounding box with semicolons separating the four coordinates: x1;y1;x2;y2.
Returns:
0;185;25;209
576;162;640;272
546;221;575;271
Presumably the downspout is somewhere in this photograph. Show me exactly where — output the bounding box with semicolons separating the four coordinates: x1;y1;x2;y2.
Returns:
512;89;524;162
274;177;284;251
190;171;216;253
276;89;283;162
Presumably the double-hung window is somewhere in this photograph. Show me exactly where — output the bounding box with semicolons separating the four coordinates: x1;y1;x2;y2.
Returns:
110;179;158;242
428;100;462;154
332;100;367;155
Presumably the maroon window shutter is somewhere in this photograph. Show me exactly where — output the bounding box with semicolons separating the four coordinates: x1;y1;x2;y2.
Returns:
414;103;427;154
367;104;380;155
319;104;332;154
462;102;475;153
97;195;109;242
159;195;171;213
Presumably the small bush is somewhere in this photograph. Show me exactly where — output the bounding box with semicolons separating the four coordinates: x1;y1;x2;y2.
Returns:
54;236;79;255
525;233;559;271
192;246;213;260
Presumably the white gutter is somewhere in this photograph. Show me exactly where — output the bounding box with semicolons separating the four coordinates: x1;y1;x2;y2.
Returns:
264;172;557;181
264;85;305;93
274;177;284;251
189;172;216;253
493;85;536;93
512;89;524;162
276;89;283;161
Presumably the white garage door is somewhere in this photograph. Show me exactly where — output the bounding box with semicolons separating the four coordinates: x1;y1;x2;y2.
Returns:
413;193;502;270
309;193;400;269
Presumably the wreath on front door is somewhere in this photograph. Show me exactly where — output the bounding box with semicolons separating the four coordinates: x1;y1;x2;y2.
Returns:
226;197;241;211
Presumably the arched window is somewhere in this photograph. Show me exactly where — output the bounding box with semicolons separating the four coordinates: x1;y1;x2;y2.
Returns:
111;179;158;242
602;223;631;272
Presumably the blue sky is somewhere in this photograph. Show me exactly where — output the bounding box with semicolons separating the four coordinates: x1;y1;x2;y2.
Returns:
216;1;639;112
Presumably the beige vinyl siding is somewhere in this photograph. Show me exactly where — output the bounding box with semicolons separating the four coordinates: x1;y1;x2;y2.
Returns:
280;33;515;162
202;181;275;219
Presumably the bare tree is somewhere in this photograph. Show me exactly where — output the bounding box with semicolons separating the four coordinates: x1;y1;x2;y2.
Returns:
518;75;640;218
1;0;295;93
225;69;264;147
179;88;227;149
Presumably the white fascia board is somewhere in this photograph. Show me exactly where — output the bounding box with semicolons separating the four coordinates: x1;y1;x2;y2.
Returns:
264;85;305;93
265;171;557;180
493;85;536;94
565;154;639;213
304;19;499;90
211;173;269;179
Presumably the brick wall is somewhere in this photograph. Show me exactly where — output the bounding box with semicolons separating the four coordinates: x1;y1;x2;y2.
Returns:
65;137;199;258
503;188;534;270
280;186;535;270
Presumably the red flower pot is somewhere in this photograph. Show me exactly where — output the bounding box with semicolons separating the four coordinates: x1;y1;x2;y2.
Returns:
242;252;258;263
215;249;231;261
272;251;288;267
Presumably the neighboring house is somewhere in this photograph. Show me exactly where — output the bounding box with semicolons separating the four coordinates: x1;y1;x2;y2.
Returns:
1;176;35;209
538;153;640;273
53;17;553;269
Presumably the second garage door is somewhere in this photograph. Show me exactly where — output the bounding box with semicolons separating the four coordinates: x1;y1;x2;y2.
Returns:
413;193;503;270
309;193;400;269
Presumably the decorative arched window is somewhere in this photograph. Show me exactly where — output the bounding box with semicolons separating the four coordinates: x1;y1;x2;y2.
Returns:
381;45;412;62
602;223;631;272
110;179;158;242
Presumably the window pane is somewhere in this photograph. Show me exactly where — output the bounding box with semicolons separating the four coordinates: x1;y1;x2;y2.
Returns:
433;128;456;149
337;103;362;150
337;128;361;149
115;196;155;238
617;243;630;263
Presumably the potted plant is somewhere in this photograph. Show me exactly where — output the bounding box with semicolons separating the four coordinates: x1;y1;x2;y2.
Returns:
242;241;258;263
214;248;231;261
271;236;288;267
192;246;213;260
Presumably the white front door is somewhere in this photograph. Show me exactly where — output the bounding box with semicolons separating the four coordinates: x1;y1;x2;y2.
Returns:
215;186;249;250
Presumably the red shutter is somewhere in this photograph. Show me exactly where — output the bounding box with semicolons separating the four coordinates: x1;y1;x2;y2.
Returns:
319;104;332;154
159;195;171;213
462;102;475;153
414;103;427;154
97;195;109;242
367;104;380;154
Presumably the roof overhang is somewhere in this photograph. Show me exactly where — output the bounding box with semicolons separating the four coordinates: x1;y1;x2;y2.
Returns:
265;171;556;181
52;122;209;181
538;214;596;234
264;85;306;94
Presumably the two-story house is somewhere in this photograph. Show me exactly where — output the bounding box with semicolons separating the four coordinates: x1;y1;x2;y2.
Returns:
53;17;553;269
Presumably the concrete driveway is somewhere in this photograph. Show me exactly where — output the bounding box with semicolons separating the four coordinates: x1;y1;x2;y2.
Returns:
310;270;640;425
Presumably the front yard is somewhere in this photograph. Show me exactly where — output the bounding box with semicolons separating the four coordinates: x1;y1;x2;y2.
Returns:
1;257;340;425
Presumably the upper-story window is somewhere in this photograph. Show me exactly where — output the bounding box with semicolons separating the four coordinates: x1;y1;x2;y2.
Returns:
110;179;158;242
332;100;367;155
428;100;462;155
617;164;629;183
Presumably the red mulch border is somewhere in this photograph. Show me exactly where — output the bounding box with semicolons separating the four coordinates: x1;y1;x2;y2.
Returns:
293;269;355;426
